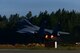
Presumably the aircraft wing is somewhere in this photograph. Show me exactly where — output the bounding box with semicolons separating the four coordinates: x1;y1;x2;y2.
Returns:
56;31;70;36
17;27;35;34
17;25;53;34
58;31;70;34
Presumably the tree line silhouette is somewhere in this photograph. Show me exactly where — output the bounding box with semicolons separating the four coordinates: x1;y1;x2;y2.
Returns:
0;9;80;44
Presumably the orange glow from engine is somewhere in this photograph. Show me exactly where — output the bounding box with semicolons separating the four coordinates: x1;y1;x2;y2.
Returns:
51;35;54;39
45;35;48;39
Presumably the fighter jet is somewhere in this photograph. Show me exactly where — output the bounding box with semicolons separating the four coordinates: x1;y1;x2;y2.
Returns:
17;18;69;36
16;18;70;43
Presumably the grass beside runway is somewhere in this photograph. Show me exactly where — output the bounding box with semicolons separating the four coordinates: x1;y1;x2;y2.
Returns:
0;44;79;50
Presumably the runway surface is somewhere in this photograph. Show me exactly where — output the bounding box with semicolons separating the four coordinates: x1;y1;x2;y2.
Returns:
0;49;80;53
